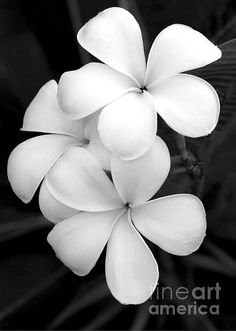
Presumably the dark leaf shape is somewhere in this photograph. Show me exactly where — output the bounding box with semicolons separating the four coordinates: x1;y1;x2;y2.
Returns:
138;0;235;44
207;174;236;240
0;227;79;330
185;39;236;198
46;276;110;330
160;255;218;331
191;39;236;137
0;215;50;243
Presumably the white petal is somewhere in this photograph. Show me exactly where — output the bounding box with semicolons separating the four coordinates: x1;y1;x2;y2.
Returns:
105;211;158;304
39;180;78;223
82;111;101;139
47;209;124;276
22;80;84;139
149;74;220;137
85;117;111;171
98;91;157;160
111;136;170;206
58;63;137;120
7;135;79;203
145;24;222;86
78;7;146;86
46;147;123;212
132;194;206;256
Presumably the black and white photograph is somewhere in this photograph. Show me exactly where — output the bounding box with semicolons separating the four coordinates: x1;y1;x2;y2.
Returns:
1;0;236;330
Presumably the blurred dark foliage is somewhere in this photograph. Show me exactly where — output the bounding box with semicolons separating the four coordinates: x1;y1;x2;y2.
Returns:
1;0;236;330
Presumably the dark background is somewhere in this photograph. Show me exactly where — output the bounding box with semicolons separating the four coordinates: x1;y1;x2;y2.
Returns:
1;0;236;329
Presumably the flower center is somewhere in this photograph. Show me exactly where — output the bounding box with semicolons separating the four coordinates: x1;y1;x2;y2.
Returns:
140;86;147;93
125;202;130;209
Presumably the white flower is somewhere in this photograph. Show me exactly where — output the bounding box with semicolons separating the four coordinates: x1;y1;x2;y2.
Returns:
45;137;206;304
7;80;110;217
58;7;221;160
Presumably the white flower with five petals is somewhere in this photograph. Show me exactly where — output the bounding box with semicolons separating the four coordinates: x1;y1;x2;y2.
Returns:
44;137;206;304
7;80;110;217
58;7;221;160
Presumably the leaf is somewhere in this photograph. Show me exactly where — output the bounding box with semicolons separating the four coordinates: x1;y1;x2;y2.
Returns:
185;39;236;198
160;255;218;331
184;254;236;276
46;276;109;330
130;302;150;330
206;174;236;240
0;226;78;330
0;215;50;243
0;267;67;323
191;39;236;138
81;303;124;331
138;0;235;44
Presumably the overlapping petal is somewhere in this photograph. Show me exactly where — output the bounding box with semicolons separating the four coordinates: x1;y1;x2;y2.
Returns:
84;117;111;170
58;63;138;120
105;211;158;304
149;74;220;137
22;80;84;138
98;91;157;160
82;110;101;138
39;180;78;223
78;7;146;85
111;136;170;206
47;209;124;276
132;194;206;256
46;147;123;212
7;135;79;203
145;24;222;86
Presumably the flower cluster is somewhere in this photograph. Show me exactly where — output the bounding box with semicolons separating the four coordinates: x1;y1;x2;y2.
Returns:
7;7;221;304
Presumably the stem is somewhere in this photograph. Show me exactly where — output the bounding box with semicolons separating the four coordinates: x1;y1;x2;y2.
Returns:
171;155;182;166
170;166;186;176
175;133;189;161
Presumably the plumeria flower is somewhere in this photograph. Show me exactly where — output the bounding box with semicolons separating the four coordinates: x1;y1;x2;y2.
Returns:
45;136;206;304
7;80;110;216
58;7;221;160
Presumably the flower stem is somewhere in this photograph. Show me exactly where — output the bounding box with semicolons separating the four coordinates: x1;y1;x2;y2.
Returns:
175;133;189;161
